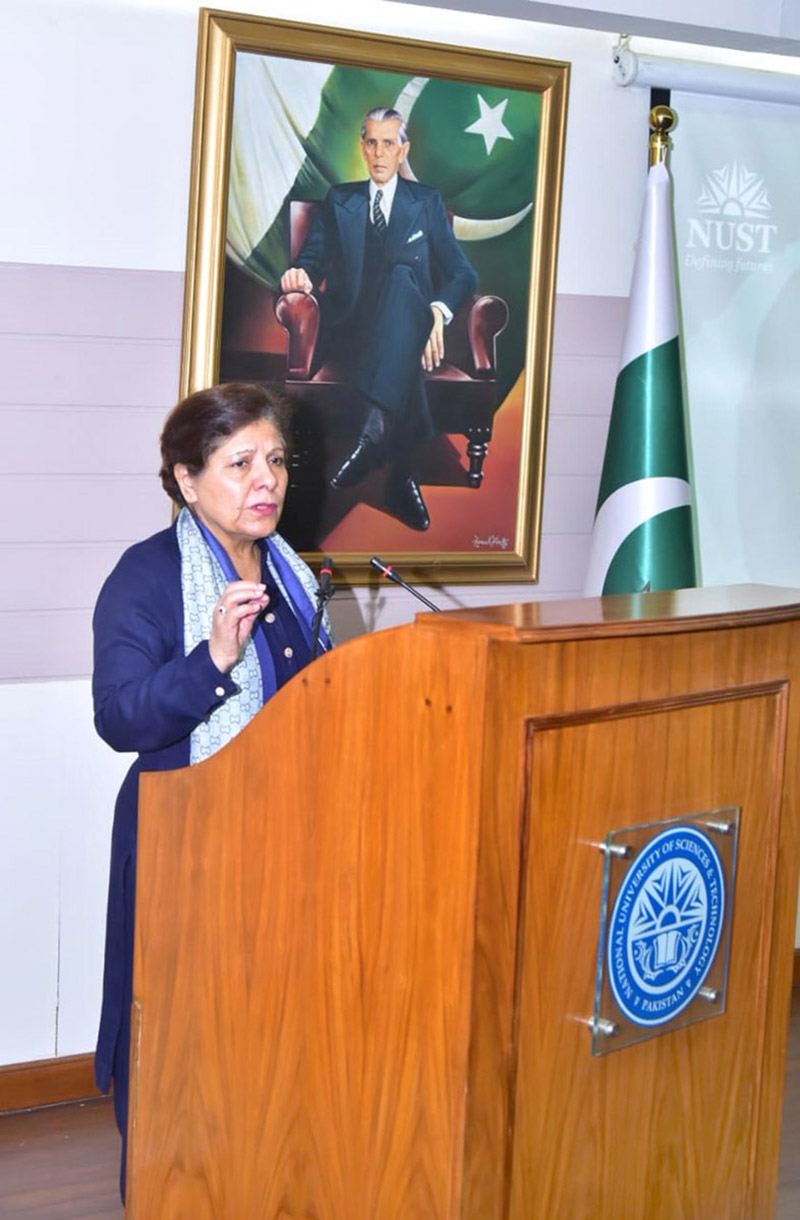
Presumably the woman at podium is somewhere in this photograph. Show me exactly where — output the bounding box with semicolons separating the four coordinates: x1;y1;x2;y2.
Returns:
91;382;332;1197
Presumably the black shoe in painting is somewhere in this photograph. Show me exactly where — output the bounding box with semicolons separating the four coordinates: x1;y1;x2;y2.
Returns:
330;436;381;489
386;473;430;531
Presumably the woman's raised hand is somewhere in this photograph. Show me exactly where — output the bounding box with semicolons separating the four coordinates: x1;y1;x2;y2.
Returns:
208;581;269;673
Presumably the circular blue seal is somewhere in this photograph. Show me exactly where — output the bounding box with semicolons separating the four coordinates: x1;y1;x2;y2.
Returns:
606;824;725;1027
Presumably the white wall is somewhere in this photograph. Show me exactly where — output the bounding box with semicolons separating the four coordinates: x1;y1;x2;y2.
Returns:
0;0;649;295
0;680;130;1060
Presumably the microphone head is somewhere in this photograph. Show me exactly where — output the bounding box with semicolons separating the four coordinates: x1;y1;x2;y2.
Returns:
317;556;334;602
370;555;390;576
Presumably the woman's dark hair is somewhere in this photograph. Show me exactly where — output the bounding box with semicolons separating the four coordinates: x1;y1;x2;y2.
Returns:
159;382;293;506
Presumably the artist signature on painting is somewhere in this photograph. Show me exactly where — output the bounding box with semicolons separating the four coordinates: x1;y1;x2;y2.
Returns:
472;534;510;550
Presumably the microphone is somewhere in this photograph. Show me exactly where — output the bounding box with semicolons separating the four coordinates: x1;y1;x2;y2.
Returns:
370;556;441;613
310;556;335;661
317;556;334;599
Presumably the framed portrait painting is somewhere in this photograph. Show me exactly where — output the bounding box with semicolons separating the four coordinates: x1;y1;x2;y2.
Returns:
181;9;569;584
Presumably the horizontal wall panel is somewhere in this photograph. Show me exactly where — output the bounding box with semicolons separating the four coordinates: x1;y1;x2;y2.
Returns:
0;334;180;407
535;530;593;592
0;610;93;679
551;293;627;357
0;542;132;613
548;353;618;417
0;475;167;544
541;473;598;535
0;263;183;339
544;413;610;476
0;406;166;475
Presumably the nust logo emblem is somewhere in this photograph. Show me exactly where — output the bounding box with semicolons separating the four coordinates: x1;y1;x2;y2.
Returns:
686;162;777;257
697;162;771;218
607;825;725;1027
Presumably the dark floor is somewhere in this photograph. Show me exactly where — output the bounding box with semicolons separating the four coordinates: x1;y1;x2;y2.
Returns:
0;1096;122;1219
1;990;798;1218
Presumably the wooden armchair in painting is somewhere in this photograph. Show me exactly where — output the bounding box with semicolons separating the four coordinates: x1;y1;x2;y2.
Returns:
274;200;509;488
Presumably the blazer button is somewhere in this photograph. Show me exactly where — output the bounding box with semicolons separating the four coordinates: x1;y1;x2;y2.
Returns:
283;646;293;659
214;686;225;698
265;612;276;623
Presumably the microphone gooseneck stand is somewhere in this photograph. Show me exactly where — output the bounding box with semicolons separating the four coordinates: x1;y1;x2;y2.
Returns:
370;556;441;613
310;557;335;662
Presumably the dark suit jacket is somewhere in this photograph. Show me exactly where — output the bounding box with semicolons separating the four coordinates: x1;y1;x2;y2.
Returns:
92;527;239;1099
295;176;478;328
92;523;319;1167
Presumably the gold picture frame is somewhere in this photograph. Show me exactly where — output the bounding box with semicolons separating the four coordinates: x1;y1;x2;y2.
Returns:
181;8;569;585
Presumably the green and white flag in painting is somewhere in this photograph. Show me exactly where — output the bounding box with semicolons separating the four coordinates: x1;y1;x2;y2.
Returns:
584;160;697;596
227;55;541;402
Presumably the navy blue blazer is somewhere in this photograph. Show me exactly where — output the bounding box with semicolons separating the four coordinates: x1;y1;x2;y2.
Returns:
92;524;240;1094
295;176;478;329
94;523;322;1199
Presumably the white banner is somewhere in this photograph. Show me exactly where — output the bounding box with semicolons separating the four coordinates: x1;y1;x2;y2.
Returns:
670;91;800;587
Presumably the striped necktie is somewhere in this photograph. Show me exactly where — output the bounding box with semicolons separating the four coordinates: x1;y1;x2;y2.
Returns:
372;189;387;233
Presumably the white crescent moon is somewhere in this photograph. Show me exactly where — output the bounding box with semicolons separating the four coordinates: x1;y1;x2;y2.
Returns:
454;204;533;241
392;77;532;241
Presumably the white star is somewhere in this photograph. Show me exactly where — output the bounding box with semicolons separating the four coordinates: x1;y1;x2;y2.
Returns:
465;95;514;156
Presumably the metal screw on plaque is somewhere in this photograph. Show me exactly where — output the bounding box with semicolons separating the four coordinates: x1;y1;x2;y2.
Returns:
597;842;633;858
594;1016;619;1037
578;1015;619;1037
698;986;720;1003
704;818;735;835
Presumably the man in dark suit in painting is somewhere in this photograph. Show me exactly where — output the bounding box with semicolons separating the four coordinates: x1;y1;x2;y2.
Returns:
280;107;478;530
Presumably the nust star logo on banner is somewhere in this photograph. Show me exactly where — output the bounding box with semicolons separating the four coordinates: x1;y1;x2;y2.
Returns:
684;162;777;273
607;825;725;1027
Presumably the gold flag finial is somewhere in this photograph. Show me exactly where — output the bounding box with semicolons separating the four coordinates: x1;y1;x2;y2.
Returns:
649;105;676;167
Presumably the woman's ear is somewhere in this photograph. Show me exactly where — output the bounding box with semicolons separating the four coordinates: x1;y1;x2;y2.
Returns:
173;463;198;505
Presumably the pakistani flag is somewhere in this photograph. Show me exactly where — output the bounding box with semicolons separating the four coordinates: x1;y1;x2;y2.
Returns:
584;160;697;596
227;55;541;402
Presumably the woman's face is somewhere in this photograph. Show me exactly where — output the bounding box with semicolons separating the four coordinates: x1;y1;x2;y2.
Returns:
174;419;288;553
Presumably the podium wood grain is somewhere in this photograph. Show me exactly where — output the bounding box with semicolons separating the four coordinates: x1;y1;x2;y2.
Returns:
131;625;487;1219
130;587;800;1220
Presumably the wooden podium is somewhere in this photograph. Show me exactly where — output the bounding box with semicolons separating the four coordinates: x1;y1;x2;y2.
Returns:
129;586;800;1219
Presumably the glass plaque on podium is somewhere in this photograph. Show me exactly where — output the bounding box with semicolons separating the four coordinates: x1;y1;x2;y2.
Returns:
591;807;739;1056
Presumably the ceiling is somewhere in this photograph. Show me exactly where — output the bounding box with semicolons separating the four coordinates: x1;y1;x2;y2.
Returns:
399;0;800;57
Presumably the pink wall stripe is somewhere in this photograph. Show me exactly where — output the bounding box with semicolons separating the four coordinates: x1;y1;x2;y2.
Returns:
0;263;624;680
